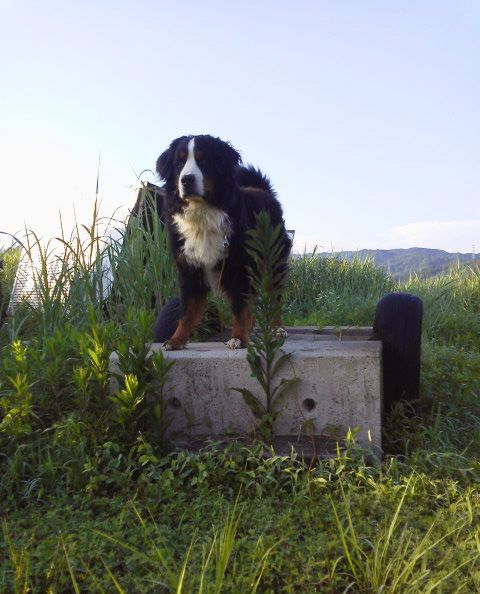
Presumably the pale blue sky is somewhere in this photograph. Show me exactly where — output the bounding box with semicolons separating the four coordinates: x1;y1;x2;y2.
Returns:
1;0;479;253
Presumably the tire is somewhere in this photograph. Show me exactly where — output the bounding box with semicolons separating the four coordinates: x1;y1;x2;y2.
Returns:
153;297;180;342
371;293;423;413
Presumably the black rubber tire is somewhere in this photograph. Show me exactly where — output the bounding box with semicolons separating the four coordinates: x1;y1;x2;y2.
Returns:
371;293;423;413
153;297;180;342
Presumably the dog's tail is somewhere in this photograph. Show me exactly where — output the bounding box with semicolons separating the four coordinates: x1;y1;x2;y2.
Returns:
237;164;276;197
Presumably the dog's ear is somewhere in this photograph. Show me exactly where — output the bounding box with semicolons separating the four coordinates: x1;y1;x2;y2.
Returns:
156;136;188;181
218;140;242;172
205;136;241;173
156;148;173;181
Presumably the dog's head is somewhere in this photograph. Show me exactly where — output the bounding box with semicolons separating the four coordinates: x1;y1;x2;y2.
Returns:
156;135;242;207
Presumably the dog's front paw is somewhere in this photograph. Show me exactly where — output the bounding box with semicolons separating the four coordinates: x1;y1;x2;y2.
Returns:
226;337;245;350
275;326;288;339
163;338;186;351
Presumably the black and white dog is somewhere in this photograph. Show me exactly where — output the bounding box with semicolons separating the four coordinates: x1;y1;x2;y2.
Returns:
156;134;290;350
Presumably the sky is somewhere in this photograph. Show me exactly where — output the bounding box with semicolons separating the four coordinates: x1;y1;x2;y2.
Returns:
0;0;479;254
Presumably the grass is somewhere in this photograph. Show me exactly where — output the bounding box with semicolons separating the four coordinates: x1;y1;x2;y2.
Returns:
1;201;480;592
284;249;395;327
330;476;477;593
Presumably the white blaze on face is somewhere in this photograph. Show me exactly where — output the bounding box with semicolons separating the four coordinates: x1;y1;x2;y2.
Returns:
178;137;204;198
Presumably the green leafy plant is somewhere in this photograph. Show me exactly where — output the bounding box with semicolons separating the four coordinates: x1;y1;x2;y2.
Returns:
110;374;147;438
150;348;176;438
0;200;180;500
111;307;175;443
0;341;34;441
232;211;298;441
75;310;115;420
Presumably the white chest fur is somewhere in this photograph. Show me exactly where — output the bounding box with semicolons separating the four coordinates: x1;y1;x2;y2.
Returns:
172;200;231;293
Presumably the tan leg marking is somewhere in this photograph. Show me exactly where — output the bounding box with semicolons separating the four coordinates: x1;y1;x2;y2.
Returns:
164;294;207;350
227;305;253;349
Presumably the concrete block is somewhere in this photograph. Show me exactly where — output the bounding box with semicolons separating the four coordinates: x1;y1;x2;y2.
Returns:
115;331;382;456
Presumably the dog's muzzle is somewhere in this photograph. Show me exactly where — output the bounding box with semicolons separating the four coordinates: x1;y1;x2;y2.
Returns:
180;174;199;197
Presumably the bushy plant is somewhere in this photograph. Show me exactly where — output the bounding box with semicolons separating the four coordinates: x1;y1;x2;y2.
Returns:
232;211;297;441
0;199;178;500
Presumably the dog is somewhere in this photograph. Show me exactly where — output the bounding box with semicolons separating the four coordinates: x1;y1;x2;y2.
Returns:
156;134;290;350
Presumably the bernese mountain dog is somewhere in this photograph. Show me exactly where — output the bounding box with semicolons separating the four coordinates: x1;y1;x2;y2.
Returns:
156;134;290;350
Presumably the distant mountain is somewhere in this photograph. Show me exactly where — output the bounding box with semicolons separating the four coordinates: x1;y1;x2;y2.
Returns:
316;248;478;279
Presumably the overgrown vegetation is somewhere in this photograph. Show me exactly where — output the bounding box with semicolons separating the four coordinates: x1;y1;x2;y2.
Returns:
284;248;395;326
1;201;480;592
233;212;298;441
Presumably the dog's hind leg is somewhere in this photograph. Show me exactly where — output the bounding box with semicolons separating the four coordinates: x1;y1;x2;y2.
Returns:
227;304;253;349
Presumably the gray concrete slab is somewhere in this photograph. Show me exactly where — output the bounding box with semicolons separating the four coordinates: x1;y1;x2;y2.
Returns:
118;333;383;456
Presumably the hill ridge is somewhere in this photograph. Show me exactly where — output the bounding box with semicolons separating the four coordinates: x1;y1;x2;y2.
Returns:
315;247;478;279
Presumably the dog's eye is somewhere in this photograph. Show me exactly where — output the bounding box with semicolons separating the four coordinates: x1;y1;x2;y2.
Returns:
176;152;187;167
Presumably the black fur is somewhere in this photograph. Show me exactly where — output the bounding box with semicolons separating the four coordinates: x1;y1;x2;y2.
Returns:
156;134;290;348
237;164;277;196
153;297;181;342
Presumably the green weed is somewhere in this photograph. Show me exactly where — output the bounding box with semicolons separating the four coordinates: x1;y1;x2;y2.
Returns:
331;476;479;592
232;212;298;441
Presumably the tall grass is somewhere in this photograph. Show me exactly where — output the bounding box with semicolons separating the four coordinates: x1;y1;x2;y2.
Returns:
403;264;480;348
284;250;480;349
105;192;177;320
331;476;479;592
87;498;277;594
2;193;177;338
284;250;395;326
0;242;21;326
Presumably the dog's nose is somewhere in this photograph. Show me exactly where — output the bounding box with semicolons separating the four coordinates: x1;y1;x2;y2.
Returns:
181;174;196;187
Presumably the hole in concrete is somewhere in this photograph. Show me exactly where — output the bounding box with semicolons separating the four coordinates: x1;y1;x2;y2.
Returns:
302;398;316;412
168;397;182;409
